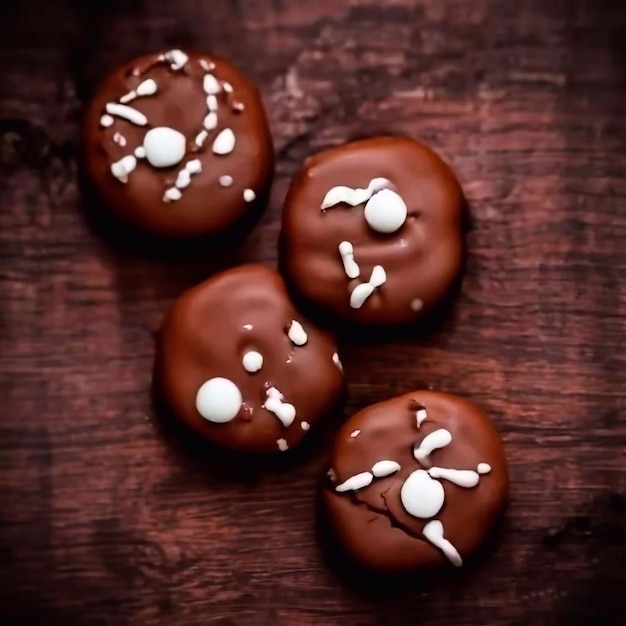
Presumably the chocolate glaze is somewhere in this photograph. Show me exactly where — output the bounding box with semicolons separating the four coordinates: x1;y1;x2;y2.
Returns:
322;391;508;573
280;137;464;326
155;265;345;454
83;50;274;238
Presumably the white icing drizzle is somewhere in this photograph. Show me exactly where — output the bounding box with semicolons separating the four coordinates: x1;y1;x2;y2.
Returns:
349;265;386;309
264;387;296;427
335;472;373;493
350;429;360;438
163;188;182;202
195;130;209;147
363;188;408;234
110;155;137;183
416;406;428;427
372;460;401;478
477;463;492;474
222;81;233;94
414;428;452;462
321;177;391;210
163;159;202;201
113;132;126;146
160;49;189;70
332;353;343;372
219;175;234;187
301;421;310;431
428;467;480;488
338;241;360;279
423;520;463;567
100;114;114;127
287;320;307;346
213;128;236;155
243;189;256;202
242;350;263;373
119;78;158;103
400;469;445;518
277;438;289;452
105;103;148;126
203;74;222;95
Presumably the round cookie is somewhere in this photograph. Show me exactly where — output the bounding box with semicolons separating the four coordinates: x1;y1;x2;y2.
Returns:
322;391;508;573
83;49;273;238
280;137;464;326
155;265;345;454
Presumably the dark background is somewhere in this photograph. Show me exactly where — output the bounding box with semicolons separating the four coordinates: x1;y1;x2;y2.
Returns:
1;1;625;624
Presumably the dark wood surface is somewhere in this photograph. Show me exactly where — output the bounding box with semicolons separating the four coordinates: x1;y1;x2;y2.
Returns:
1;1;625;624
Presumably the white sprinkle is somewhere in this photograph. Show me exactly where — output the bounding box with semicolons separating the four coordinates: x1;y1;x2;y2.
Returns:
233;102;245;112
332;353;343;372
338;241;360;279
242;350;263;373
264;387;296;428
175;169;191;189
243;189;256;202
110;155;137;183
203;113;218;130
161;49;188;70
207;95;218;112
477;463;492;475
105;103;148;126
336;472;373;493
287;320;307;346
277;438;289;452
350;429;360;438
301;421;310;431
100;114;114;127
219;175;234;187
199;59;215;72
203;74;222;95
134;146;146;159
186;159;202;175
411;298;424;312
163;188;182;202
195;130;209;147
213;128;236;155
113;132;126;146
243;324;253;330
222;81;233;93
136;78;158;97
372;460;401;478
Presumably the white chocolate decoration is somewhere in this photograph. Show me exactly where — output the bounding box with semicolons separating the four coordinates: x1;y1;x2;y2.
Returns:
321;177;392;210
414;428;452;462
113;132;126;146
233;102;245;112
120;78;158;103
196;377;242;423
213;128;236;155
277;438;289;452
204;113;218;130
100;114;114;127
195;130;209;147
338;241;360;279
350;429;360;438
242;350;263;373
287;320;307;346
371;460;401;478
207;95;218;112
416;406;428;427
264;387;296;427
186;159;202;175
203;74;222;95
428;467;480;488
332;353;343;371
336;472;373;493
199;59;215;72
301;421;310;431
105;103;148;126
422;520;462;567
161;49;189;70
243;189;256;202
363;188;408;234
110;155;137;183
400;469;445;518
163;160;202;201
134;146;146;159
163;188;182;202
219;175;234;187
142;126;186;168
222;82;233;94
349;265;386;309
477;463;492;474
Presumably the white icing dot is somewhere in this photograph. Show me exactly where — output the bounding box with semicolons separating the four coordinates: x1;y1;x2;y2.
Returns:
372;460;401;478
206;95;218;112
142;126;186;168
243;189;256;202
242;351;263;373
287;320;307;346
203;74;221;95
350;429;360;438
186;159;202;175
161;49;188;70
110;155;137;183
477;463;492;475
400;469;445;519
134;146;146;159
100;114;114;127
301;421;310;431
163;188;182;202
411;298;424;312
175;169;191;189
264;387;296;428
204;113;218;131
219;175;234;187
195;377;242;423
199;59;215;72
233;102;245;112
195;130;209;147
136;78;158;96
277;438;289;452
243;324;253;330
113;132;126;146
222;82;233;93
363;188;408;234
212;128;236;155
332;353;343;372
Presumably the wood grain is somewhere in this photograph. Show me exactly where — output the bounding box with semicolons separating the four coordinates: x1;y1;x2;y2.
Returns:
1;0;625;624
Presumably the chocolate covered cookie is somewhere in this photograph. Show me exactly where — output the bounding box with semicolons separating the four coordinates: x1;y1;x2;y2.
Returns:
155;265;345;454
83;49;273;238
280;137;464;326
322;391;508;573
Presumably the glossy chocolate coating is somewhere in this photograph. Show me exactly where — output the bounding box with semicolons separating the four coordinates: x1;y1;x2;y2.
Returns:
83;50;273;238
280;137;464;326
322;391;508;573
155;265;344;454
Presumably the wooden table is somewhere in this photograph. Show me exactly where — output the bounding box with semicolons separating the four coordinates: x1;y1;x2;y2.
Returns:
1;1;625;624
